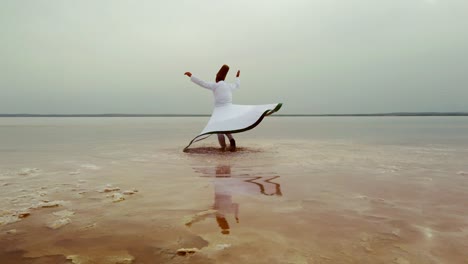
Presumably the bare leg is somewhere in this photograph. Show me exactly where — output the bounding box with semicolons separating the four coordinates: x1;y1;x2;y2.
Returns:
217;134;226;151
226;133;236;152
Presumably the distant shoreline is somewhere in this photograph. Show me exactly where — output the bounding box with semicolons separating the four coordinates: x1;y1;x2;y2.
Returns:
1;113;467;117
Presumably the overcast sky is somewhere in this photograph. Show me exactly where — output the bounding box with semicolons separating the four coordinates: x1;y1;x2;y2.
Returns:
1;0;467;114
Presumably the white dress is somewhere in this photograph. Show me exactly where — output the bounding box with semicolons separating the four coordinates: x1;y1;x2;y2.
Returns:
184;75;282;151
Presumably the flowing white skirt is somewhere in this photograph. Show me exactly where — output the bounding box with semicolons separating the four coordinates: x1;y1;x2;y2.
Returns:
184;103;282;151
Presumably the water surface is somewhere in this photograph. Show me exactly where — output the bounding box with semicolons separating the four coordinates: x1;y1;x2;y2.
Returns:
1;117;467;263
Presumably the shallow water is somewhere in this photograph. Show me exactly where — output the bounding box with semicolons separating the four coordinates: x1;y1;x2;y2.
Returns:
1;117;468;263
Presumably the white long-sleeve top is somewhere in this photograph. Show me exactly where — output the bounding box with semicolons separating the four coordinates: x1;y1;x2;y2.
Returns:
191;75;240;107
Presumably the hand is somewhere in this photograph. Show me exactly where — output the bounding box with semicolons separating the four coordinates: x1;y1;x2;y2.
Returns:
236;70;240;77
184;72;192;77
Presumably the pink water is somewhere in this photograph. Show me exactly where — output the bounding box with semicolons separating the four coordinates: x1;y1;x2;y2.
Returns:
1;117;468;263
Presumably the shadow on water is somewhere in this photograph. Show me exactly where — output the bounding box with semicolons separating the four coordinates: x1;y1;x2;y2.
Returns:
183;146;262;155
190;164;282;235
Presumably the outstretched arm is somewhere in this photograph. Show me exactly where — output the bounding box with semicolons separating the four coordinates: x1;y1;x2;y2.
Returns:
185;72;215;90
230;70;241;90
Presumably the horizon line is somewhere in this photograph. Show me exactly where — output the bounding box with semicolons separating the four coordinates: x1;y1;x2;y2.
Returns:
1;112;468;117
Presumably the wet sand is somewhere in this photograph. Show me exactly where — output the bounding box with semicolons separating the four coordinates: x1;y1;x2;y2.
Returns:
1;117;468;263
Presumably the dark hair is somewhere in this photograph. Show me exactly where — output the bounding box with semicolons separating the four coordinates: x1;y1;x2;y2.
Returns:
216;64;230;82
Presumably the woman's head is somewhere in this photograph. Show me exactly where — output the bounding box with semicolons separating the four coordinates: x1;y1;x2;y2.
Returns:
216;64;230;82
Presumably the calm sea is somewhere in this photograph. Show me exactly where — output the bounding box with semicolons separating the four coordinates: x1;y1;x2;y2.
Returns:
1;117;467;263
1;116;468;150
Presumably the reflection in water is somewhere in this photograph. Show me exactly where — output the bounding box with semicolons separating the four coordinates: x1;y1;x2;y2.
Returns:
214;165;238;235
244;176;282;196
193;164;282;235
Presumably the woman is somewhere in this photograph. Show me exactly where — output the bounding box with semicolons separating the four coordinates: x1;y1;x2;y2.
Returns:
184;64;282;152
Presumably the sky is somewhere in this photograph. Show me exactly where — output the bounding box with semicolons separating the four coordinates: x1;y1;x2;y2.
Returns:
1;0;467;114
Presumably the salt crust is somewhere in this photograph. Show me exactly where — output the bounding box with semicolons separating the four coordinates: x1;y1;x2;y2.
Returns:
47;217;71;229
183;209;217;226
67;253;134;264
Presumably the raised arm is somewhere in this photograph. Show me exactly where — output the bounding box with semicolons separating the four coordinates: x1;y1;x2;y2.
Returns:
185;72;215;90
192;76;216;90
230;70;241;90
